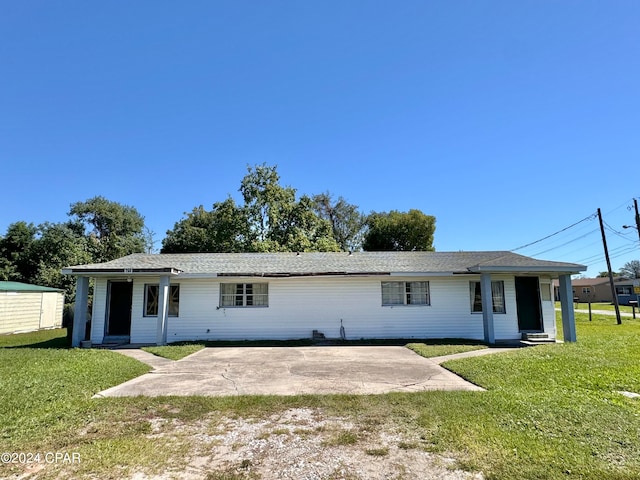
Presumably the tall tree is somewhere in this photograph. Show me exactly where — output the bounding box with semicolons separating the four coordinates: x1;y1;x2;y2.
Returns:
162;198;250;253
619;260;640;279
239;163;296;243
256;194;340;252
312;192;365;251
0;221;37;281
29;221;92;302
238;164;340;252
362;209;436;252
69;196;147;261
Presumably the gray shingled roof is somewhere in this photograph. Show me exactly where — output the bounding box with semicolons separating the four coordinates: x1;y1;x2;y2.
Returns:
63;251;586;276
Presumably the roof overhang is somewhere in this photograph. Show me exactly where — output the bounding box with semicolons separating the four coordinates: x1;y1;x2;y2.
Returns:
467;265;586;275
216;271;391;278
61;267;182;277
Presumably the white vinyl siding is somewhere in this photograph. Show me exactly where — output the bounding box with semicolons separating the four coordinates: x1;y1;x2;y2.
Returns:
90;274;551;344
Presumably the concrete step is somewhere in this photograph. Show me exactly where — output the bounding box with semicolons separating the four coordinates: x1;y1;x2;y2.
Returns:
521;332;554;343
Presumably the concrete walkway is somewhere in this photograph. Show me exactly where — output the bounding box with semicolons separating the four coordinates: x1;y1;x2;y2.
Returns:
111;348;174;370
94;346;519;398
555;307;635;317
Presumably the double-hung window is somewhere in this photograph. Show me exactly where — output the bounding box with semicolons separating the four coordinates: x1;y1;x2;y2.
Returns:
382;281;430;306
144;284;180;317
469;281;505;314
220;283;268;307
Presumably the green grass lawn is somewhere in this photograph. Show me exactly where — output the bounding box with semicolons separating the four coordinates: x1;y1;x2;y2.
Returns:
1;317;639;479
143;339;487;361
556;301;637;314
142;343;205;360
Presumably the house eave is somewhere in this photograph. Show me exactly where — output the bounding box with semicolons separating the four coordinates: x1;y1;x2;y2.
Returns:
468;265;586;275
216;271;392;278
61;267;182;276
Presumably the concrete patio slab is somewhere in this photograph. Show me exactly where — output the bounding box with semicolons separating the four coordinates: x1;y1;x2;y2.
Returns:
95;346;493;398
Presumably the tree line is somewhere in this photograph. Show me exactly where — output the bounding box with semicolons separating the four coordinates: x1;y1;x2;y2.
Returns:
0;164;435;301
161;164;435;254
598;260;640;279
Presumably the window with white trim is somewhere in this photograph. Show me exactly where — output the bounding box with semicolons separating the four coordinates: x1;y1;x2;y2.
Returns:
220;283;268;307
382;281;430;306
469;281;505;314
144;284;180;317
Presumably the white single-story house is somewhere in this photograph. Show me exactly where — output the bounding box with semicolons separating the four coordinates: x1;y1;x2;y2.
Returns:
62;251;586;347
0;281;64;335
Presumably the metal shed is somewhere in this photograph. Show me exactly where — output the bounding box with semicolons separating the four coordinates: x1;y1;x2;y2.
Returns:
0;281;64;334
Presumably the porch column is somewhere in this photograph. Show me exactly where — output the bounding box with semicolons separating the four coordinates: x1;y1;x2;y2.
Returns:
156;275;170;345
72;276;89;347
481;273;495;344
558;274;577;342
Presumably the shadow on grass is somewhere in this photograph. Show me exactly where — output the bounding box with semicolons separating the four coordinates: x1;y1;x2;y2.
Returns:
0;329;70;350
5;337;70;349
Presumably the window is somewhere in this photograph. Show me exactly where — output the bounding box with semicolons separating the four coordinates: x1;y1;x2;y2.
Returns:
582;287;591;294
616;286;632;295
220;283;268;307
144;284;180;317
470;281;505;314
382;281;430;306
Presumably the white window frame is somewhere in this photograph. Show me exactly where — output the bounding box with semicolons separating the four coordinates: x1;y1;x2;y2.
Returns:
220;283;269;307
381;281;430;306
144;284;180;317
469;281;506;314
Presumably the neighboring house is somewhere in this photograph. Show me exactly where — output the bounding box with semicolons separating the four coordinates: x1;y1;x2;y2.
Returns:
553;277;640;305
0;281;64;335
62;251;586;347
613;279;640;305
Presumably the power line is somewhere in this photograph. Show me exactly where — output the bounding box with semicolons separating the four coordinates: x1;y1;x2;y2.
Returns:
529;229;600;257
511;212;597;252
603;220;638;243
604;198;635;216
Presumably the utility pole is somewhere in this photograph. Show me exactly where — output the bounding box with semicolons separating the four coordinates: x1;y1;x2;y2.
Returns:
598;208;622;325
634;198;640;243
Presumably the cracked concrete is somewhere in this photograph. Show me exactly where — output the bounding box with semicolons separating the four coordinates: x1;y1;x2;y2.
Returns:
94;346;498;398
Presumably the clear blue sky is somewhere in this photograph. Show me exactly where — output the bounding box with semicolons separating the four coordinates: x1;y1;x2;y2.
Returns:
2;1;639;276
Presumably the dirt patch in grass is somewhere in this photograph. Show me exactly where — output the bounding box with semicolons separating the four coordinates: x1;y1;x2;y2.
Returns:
102;408;482;480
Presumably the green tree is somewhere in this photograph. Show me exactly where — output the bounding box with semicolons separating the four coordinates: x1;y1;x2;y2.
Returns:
598;271;620;278
362;209;436;252
0;221;38;281
29;221;92;302
69;196;146;261
619;260;640;279
312;192;365;251
239;165;339;252
161;198;250;253
255;194;340;252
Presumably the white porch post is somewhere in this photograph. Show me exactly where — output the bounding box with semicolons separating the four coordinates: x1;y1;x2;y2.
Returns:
481;273;495;344
559;274;577;342
72;276;89;347
156;275;170;345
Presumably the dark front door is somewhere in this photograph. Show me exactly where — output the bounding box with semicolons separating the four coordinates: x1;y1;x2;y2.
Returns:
107;281;133;336
515;277;543;331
